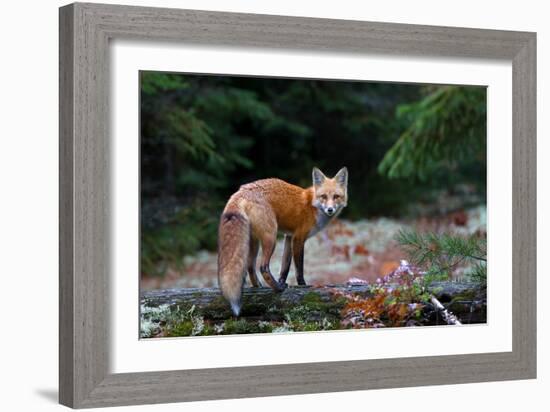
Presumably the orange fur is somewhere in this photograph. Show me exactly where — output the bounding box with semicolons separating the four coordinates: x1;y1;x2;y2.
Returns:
217;167;348;315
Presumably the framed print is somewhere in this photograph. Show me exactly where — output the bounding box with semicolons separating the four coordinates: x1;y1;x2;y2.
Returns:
59;2;536;408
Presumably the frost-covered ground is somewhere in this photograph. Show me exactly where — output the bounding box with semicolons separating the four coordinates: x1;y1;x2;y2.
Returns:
141;205;486;290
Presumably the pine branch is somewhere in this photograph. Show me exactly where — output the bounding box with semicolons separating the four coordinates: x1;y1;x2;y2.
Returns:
378;86;486;180
396;229;487;283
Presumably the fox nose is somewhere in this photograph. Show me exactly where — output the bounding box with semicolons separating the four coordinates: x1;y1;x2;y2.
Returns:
326;207;335;215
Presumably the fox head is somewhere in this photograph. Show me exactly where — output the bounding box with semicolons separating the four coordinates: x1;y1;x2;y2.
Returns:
311;167;348;217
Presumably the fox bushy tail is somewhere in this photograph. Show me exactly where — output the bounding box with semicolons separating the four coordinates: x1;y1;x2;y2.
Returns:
217;209;250;316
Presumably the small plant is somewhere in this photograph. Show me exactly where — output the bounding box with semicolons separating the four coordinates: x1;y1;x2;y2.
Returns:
339;261;429;328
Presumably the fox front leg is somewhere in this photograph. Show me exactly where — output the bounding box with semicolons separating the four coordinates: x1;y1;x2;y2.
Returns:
292;237;307;286
247;239;261;287
277;235;292;287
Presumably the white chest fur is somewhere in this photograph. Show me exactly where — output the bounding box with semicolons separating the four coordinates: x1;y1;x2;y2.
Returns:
307;209;334;238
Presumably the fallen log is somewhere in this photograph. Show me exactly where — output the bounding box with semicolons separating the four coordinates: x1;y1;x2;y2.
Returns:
140;281;486;337
141;282;484;310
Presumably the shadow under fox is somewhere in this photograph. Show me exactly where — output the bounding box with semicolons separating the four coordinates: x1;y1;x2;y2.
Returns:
217;167;348;316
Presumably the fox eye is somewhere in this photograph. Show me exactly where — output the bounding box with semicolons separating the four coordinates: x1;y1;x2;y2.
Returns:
333;194;340;200
320;194;328;200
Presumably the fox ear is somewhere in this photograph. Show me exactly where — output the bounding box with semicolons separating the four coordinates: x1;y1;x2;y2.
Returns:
334;167;348;187
312;167;326;186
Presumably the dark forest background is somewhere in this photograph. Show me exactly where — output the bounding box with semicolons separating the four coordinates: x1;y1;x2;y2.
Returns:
140;72;486;277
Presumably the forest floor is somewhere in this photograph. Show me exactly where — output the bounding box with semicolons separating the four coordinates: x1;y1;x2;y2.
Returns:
140;205;486;291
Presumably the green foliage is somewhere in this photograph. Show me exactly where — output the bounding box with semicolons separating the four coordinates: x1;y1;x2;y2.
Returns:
141;198;222;276
222;319;262;335
378;86;486;181
141;73;190;95
165;320;194;337
467;261;488;285
396;229;487;284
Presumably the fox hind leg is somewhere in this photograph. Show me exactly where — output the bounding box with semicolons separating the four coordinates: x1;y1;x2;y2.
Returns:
247;205;285;292
257;224;285;292
259;238;285;291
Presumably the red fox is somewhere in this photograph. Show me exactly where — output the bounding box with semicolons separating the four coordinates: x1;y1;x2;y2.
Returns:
217;167;348;316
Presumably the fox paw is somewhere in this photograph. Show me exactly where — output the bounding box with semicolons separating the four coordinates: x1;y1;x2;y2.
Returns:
277;279;288;290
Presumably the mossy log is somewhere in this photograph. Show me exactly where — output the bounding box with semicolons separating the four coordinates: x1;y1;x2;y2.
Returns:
141;281;486;327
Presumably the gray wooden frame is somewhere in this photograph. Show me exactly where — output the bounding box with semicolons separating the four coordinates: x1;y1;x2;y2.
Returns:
59;2;536;408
